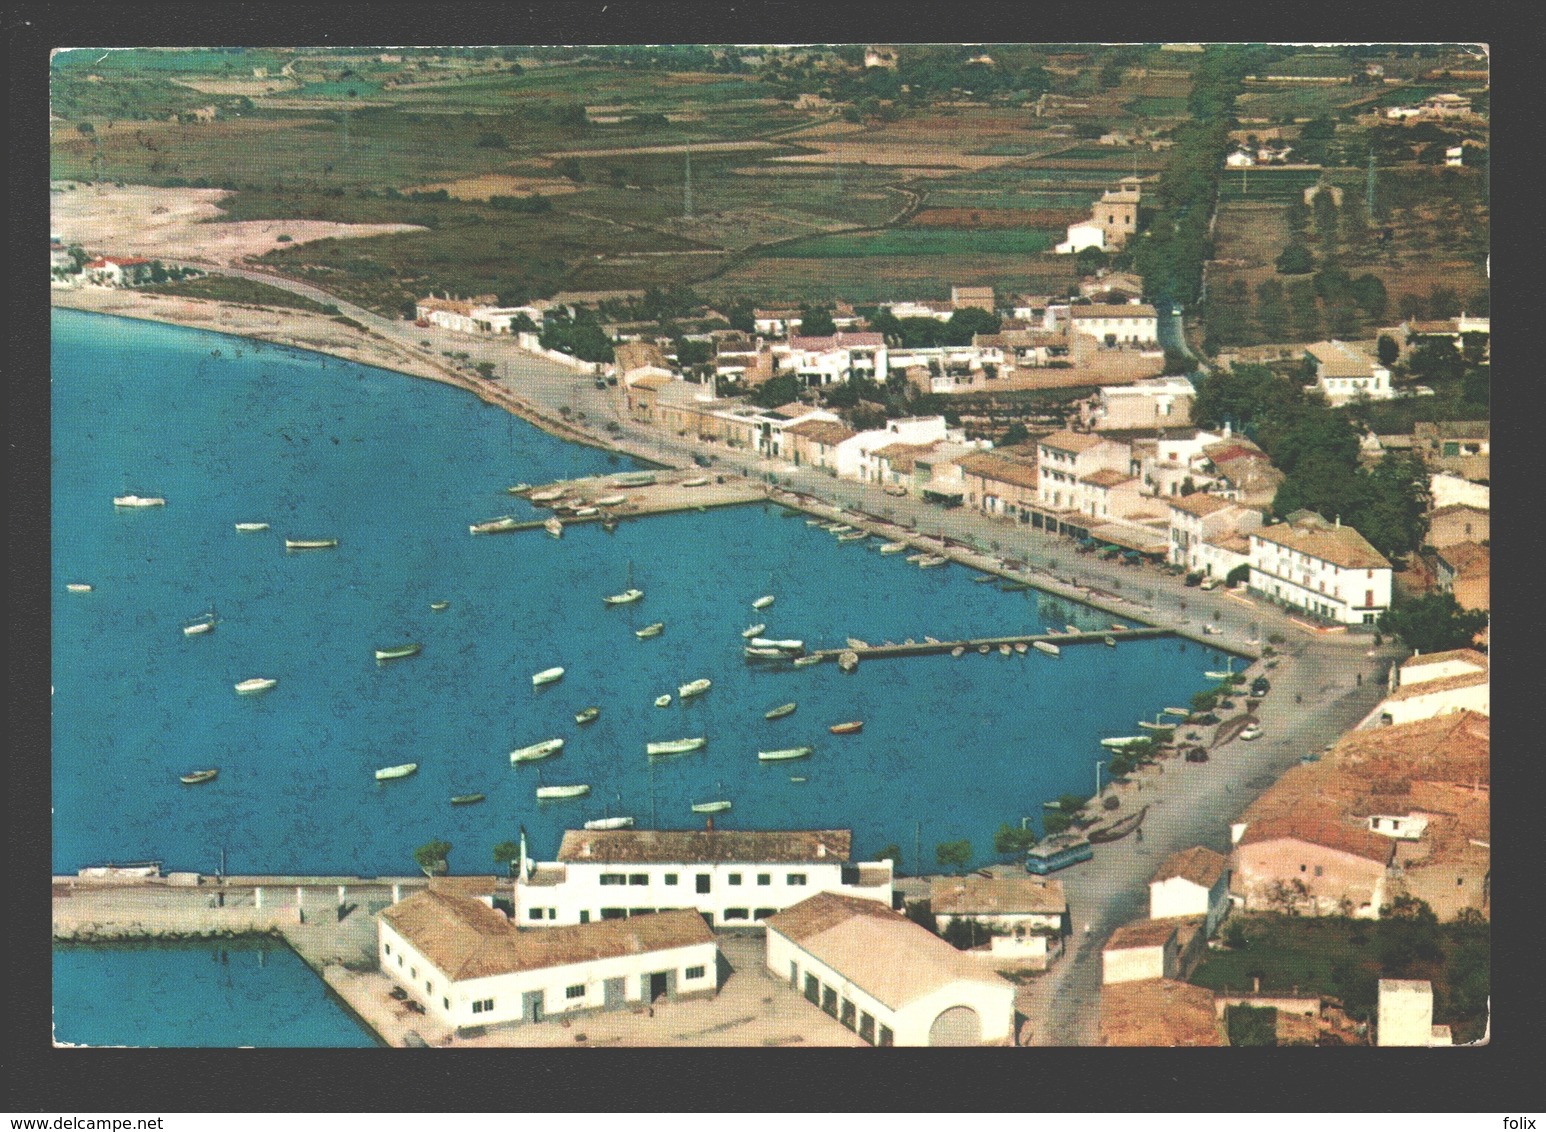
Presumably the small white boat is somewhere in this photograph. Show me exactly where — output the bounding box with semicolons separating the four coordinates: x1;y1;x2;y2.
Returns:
1014;642;1028;654
759;746;813;762
678;678;712;699
537;783;589;800
611;473;657;488
234;522;270;532
681;476;710;488
532;666;565;686
918;555;948;569
183;614;217;637
742;623;767;639
511;738;564;763
825;523;852;534
838;651;859;673
574;507;600;518
978;644;990;655
1033;641;1060;657
745;646;788;659
752;595;775;610
285;539;338;550
470;515;520;535
636;622;665;639
430;601;450;611
113;495;165;508
1138;720;1173;731
904;552;926;564
575;706;601;725
655;694;672;707
1100;736;1149;749
924;636;941;644
750;638;803;651
648;737;706;756
604;588;644;605
692;799;732;814
66;583;93;593
1110;623;1129;632
1205;669;1234;681
375;643;421;661
234;677;277;694
790;775;808;783
506;483;532;495
544;517;563;538
1162;707;1191;717
999;643;1012;656
529;488;564;503
765;702;797;720
180;768;219;785
594;495;627;507
375;763;418;781
1104;635;1118;647
792;655;822;667
805;518;825;526
878;542;908;554
584;815;635;831
1065;624;1080;635
837;530;868;543
829;721;864;735
951;646;966;657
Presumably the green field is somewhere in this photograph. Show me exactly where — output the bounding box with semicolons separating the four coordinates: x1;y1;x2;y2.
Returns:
713;251;1075;305
768;229;1054;258
1215;167;1356;202
1123;96;1190;117
141;275;341;313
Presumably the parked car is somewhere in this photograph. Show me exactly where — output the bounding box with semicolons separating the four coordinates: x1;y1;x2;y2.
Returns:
1239;723;1263;741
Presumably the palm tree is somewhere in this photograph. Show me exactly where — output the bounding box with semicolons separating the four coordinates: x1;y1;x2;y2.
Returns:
413;839;452;878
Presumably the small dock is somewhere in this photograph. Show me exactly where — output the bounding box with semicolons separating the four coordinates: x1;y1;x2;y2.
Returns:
808;626;1171;663
500;471;766;532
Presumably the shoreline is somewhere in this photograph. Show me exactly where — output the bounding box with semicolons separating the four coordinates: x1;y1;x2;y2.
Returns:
51;286;642;462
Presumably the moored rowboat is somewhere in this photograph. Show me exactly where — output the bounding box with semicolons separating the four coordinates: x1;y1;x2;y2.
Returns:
752;595;775;610
179;769;218;785
66;583;93;593
636;622;665;639
114;495;165;508
678;678;712;699
235;677;277;694
758;746;812;762
647;737;706;757
829;721;863;735
511;738;564;763
536;783;589;800
234;522;269;532
1032;641;1060;657
285;539;338;550
764;702;798;720
376;763;418;781
742;623;767;639
792;655;822;667
375;643;421;661
450;793;486;805
691;799;731;814
470;515;519;535
575;707;601;725
603;588;644;605
532;666;565;687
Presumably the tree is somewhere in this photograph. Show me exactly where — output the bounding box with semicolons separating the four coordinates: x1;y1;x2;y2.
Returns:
1407;338;1464;385
1339;194;1370;249
1284;198;1310;237
1349;273;1388;323
993;823;1038;858
941;916;991;950
798;305;836;337
413;839;452;877
1397;292;1426;322
1227;1004;1278;1046
1255;278;1290;342
1428;284;1461;319
748;372;801;408
1275;243;1316;275
492;840;521;876
942;306;1000;346
1000;420;1030;446
935;839;972;873
1378;592;1488;654
76;120;95;135
1042;810;1072;836
1074;245;1109;277
1376;333;1401;368
875;843;904;873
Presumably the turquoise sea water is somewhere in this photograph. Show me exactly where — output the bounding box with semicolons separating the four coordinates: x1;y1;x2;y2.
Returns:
52;940;378;1047
51;308;1228;879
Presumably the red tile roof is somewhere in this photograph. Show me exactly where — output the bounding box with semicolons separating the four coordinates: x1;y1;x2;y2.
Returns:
1152;847;1228;889
556;829;852;864
1237;816;1396;865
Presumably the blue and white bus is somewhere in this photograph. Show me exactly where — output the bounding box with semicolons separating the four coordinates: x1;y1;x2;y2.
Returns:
1025;835;1094;875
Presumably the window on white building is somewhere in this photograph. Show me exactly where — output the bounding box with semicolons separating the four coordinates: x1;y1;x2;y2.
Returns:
566;984;585;1000
685;965;706;980
728;873;742;886
600;873;625;886
787;873;807;886
628;873;648;886
664;873;679;886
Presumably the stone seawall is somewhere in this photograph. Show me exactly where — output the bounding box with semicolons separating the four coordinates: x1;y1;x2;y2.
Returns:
53;906;299;942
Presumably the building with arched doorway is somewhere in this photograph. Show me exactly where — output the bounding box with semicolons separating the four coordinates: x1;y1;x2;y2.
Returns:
764;892;1016;1046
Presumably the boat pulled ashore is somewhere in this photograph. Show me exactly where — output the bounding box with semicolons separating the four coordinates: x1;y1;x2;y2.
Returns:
647;737;706;757
511;738;564;763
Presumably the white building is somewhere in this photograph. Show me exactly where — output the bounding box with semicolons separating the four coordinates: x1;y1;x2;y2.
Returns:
513;829;892;929
753;308;802;337
377;887;718;1031
1376;648;1490;725
1101;917;1204;985
765;892;1017;1046
1378;979;1453;1046
886;299;956;322
772;331;889;386
1148;847;1231;938
1082;376;1196;430
1167;493;1262;573
1248;512;1392;626
416;296;544;335
1304;340;1393;404
1055;221;1106;255
1429;472;1489;512
1069;304;1159;347
834;416;949;481
929;876;1068;968
1035;430;1132;515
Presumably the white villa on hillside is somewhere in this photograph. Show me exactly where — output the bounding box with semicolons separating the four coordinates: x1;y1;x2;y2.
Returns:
513;829;893;929
1303;340;1393;405
1247;511;1392;626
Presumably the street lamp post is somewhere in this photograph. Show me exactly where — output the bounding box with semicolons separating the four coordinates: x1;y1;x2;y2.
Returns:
1095;759;1107;798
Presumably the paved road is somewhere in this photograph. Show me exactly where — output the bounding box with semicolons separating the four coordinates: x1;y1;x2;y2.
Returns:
171;265;1405;1044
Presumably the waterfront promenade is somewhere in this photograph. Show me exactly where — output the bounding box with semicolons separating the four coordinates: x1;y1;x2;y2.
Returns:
51;275;1403;1046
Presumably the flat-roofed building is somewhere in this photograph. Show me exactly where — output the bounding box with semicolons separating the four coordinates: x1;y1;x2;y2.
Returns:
1100;978;1225;1046
1378;979;1453;1046
765;892;1016;1046
514;829;892;929
1101;916;1206;984
1082;376;1195;430
929;875;1068;967
378;887;718;1031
